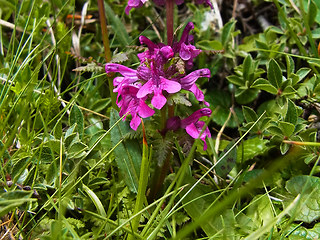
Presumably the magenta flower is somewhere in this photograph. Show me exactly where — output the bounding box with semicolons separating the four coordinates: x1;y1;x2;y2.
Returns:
173;22;201;69
105;23;210;131
166;108;212;150
136;62;181;109
117;85;155;130
125;0;148;15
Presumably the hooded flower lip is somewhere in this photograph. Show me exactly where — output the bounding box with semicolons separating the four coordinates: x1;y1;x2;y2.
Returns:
179;68;210;105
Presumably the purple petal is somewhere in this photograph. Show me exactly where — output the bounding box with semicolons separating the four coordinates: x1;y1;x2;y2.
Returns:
180;68;210;89
181;108;212;128
130;114;141;131
161;77;181;94
138;101;155;118
160;46;174;59
179;43;191;61
151;88;167;109
139;36;158;50
137;80;153;98
105;63;137;77
179;22;194;44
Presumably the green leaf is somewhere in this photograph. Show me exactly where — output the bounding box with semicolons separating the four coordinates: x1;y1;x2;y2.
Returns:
237;137;269;162
285;99;298;125
296;67;311;82
205;89;243;127
221;20;236;47
242;106;258;123
68;142;88;159
252;78;278;94
110;109;141;193
69;105;84;139
287;222;320;239
216;141;237;178
226;75;243;86
0;191;36;217
235;88;259;104
308;0;318;26
243;54;253;82
268;59;282;89
285;175;320;223
279;121;295;137
196;40;223;50
83;184;107;217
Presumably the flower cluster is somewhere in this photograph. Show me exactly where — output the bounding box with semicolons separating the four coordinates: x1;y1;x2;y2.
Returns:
105;22;211;149
125;0;213;14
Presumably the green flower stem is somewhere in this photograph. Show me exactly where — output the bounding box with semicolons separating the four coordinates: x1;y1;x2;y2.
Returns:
97;0;117;109
283;140;320;146
129;120;151;239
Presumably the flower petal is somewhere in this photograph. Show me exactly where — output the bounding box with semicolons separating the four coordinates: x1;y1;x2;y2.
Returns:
137;80;153;98
138;101;155;118
180;68;210;89
130;114;141;131
151;88;167;109
105;63;137;77
161;77;181;94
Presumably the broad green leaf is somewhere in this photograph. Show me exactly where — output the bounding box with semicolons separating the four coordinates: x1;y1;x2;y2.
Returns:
221;20;236;47
268;59;282;89
279;121;295;137
69;105;84;139
110;109;141;193
287;222;320;239
235;88;259;104
53;118;62;139
296;68;311;82
242;106;258;123
308;0;318;26
280;141;290;154
237;137;269;162
285;99;298;125
68;142;88;159
252;78;278;94
196;40;223;50
216;141;237;178
247;195;274;228
226;75;243;86
285;175;320;223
